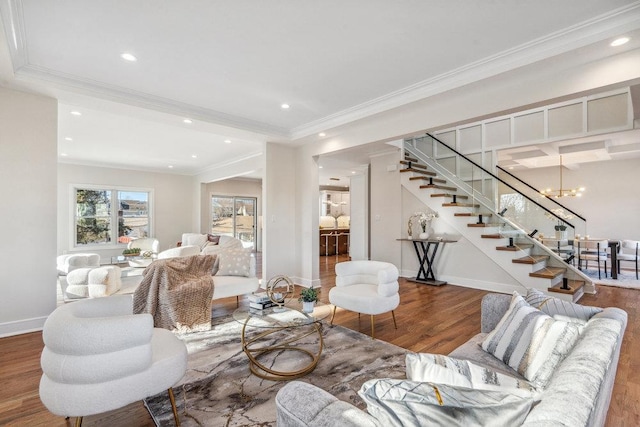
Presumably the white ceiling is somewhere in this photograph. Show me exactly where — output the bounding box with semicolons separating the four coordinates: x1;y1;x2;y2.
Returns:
1;0;639;178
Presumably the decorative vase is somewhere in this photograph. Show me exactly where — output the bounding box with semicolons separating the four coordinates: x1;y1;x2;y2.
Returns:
302;301;315;313
419;232;429;240
555;230;567;240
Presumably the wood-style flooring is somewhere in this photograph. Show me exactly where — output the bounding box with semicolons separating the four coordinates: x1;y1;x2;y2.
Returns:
1;254;638;426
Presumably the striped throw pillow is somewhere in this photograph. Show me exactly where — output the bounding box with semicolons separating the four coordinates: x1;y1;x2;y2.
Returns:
525;288;602;321
482;293;582;390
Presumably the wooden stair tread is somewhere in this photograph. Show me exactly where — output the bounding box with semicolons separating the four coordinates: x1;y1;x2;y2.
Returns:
410;176;447;184
454;213;492;217
420;184;457;191
481;234;503;239
399;160;428;169
496;244;533;251
400;168;437;176
467;222;501;227
404;155;418;162
512;255;549;264
431;193;468;199
442;203;480;208
530;267;565;279
548;280;585;295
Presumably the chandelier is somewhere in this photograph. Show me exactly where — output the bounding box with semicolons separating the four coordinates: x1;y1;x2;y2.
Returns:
540;155;585;198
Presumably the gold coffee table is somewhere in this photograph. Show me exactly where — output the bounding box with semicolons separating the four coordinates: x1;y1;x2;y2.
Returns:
233;303;331;381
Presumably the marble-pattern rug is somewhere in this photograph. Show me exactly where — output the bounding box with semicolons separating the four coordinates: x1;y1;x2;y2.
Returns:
144;315;408;426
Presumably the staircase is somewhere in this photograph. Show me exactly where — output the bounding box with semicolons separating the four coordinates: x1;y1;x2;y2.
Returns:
400;149;592;302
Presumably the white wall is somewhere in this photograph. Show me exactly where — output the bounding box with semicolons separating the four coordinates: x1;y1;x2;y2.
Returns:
369;151;402;266
263;142;297;282
201;177;262;249
348;170;369;260
0;88;57;337
57;164;195;259
507;158;640;241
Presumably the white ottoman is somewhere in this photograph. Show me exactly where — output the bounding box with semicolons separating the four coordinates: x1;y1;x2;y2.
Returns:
65;266;122;298
88;266;122;298
57;253;100;275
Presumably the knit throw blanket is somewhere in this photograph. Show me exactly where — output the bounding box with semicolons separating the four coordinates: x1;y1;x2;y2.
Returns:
133;255;216;333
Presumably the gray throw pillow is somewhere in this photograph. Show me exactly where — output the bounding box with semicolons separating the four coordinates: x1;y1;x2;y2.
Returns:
481;293;582;390
359;378;536;427
525;288;602;321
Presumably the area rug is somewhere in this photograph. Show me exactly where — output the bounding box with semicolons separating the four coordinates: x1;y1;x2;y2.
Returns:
580;268;640;289
144;316;408;426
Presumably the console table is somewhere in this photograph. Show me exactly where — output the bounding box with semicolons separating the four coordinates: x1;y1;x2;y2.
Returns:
398;238;456;286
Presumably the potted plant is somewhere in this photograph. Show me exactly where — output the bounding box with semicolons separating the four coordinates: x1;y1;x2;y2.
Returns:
299;287;318;313
123;247;141;257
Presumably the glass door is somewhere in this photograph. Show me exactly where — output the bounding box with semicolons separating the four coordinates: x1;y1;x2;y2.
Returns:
211;196;257;248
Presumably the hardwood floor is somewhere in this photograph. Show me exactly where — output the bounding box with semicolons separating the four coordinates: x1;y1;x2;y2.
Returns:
1;254;638;426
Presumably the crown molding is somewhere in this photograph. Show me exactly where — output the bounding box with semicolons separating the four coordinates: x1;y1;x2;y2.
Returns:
15;64;290;138
290;2;640;140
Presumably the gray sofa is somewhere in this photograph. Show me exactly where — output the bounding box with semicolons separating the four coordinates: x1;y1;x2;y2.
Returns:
275;293;627;427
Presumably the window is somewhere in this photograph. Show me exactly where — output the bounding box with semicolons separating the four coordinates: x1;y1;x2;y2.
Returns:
74;186;151;247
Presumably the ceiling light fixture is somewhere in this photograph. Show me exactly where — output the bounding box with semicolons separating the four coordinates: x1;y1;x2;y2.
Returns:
120;52;137;61
64;137;73;141
281;103;290;109
191;154;197;158
319;132;326;137
183;118;193;124
224;139;231;144
540;155;585;198
319;166;323;169
70;111;81;116
168;165;174;169
60;153;68;156
610;37;629;47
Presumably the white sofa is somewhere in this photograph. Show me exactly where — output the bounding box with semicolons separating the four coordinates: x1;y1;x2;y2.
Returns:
156;234;259;302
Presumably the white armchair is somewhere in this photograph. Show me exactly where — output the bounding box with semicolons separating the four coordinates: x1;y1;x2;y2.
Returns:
329;260;400;339
127;237;160;267
39;295;187;426
56;253;100;275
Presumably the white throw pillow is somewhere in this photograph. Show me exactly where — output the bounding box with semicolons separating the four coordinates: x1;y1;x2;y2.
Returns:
216;248;251;277
359;378;536;427
525;288;602;321
482;293;582;390
405;353;536;398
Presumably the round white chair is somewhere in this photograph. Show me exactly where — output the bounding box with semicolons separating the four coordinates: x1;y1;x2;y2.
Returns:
329;260;400;339
39;295;187;426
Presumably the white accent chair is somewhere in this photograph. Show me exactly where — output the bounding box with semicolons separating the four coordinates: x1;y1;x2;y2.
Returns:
127;237;159;267
39;295;187;427
56;253;100;275
329;260;400;339
577;239;609;279
157;245;201;260
617;240;639;279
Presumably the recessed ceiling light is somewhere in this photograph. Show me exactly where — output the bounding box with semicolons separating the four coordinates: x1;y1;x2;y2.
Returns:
281;103;290;109
120;52;137;62
183;118;193;124
610;37;629;47
191;154;197;158
319;166;323;169
351;171;356;174
168;165;174;169
60;153;68;157
224;139;231;144
70;111;81;116
318;132;326;137
64;137;73;141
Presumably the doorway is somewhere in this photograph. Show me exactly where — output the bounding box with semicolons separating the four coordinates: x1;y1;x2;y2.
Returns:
211;196;257;249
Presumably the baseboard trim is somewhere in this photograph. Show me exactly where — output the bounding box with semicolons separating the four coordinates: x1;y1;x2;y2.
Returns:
400;270;525;295
0;316;47;338
291;277;322;288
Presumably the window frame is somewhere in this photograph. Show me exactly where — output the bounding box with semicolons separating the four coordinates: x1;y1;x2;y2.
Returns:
70;184;154;249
